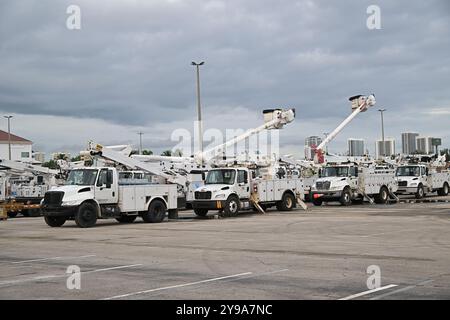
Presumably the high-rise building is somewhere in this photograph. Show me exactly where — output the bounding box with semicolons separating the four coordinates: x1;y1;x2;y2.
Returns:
304;136;323;160
376;138;395;158
347;138;365;156
32;151;45;163
415;136;435;154
401;132;419;155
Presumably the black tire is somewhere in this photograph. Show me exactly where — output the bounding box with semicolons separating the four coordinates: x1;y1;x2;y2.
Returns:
312;198;323;206
116;215;137;223
142;200;166;223
194;208;208;217
7;212;18;218
375;186;389;204
339;188;352;206
415;184;425;199
437;183;449;196
276;193;296;211
44;215;66;227
75;202;98;228
221;195;240;217
22;210;30;217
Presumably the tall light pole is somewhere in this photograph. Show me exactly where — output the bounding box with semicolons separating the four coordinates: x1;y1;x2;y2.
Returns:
4;115;13;160
191;61;204;164
137;132;143;155
378;109;386;157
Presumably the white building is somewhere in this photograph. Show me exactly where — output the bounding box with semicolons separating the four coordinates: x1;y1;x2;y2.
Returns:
401;132;419;155
304;136;323;160
376;138;395;158
33;151;46;163
347;138;365;157
0;130;32;162
415;136;434;154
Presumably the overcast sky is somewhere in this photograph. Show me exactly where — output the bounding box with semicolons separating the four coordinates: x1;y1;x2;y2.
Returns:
0;0;449;159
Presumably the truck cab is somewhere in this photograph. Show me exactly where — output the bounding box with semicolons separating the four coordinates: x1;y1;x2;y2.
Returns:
310;164;358;206
192;167;251;217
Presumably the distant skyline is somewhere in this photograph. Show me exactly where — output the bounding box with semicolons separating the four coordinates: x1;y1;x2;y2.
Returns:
1;1;449;159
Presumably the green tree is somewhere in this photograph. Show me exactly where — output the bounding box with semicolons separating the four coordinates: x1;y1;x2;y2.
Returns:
71;155;81;162
142;149;153;155
42;160;59;170
161;150;172;156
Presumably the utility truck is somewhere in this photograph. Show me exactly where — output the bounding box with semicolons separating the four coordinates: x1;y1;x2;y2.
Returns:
192;166;306;217
42;167;178;228
395;163;449;198
310;162;398;206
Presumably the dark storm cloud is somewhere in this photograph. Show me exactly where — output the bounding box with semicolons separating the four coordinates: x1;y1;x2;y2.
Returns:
0;0;449;155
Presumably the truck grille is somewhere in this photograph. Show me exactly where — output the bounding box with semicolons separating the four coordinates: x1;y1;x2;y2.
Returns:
43;191;64;206
195;191;212;200
316;181;331;190
398;181;407;187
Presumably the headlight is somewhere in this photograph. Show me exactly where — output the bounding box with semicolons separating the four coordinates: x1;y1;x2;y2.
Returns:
410;183;417;187
214;193;226;199
62;200;79;206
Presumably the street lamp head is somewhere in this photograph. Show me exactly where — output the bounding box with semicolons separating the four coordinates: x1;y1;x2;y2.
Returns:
378;108;386;112
191;61;205;66
4;115;13;119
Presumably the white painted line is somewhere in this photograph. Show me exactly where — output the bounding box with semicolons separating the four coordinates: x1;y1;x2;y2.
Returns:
0;264;142;287
102;272;253;300
9;255;96;264
370;280;433;300
339;284;398;300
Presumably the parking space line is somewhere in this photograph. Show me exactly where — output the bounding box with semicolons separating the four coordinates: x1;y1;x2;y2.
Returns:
338;284;397;300
370;280;433;300
0;264;142;287
102;272;253;300
8;255;96;265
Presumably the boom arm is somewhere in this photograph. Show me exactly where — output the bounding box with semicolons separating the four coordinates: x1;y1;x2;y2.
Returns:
314;94;376;163
195;108;296;164
0;159;59;176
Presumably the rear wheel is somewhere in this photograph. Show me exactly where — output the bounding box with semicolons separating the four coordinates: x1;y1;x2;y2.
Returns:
116;215;137;223
437;183;449;196
44;215;66;227
142;200;166;223
415;185;425;199
375;186;389;204
221;196;240;217
276;193;296;211
312;198;323;206
75;202;98;228
339;188;352;206
194;208;208;217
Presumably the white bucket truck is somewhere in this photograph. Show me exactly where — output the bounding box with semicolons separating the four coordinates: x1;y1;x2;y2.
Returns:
395;163;449;198
192;166;306;217
42;166;178;228
310;162;398;206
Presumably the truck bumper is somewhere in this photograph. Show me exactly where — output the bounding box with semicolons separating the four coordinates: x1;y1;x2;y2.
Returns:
192;200;226;210
311;191;342;201
396;187;417;194
42;205;78;218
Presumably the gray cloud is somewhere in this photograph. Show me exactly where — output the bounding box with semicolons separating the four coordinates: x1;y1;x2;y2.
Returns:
0;0;449;157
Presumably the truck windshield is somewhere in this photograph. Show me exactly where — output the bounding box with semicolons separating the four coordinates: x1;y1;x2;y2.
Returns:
396;166;420;177
321;167;348;177
66;169;98;186
205;170;236;185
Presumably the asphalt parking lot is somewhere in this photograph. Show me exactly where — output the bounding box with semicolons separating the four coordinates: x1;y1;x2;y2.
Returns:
1;199;449;300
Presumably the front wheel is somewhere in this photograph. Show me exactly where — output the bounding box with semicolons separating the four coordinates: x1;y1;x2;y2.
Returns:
339;188;352;206
116;215;137;223
194;208;208;217
415;185;425;199
75;202;98;228
221;196;240;217
44;215;66;227
142;200;166;223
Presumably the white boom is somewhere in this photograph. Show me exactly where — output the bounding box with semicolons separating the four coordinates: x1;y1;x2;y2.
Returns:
314;94;376;163
86;143;188;187
0;159;59;176
195;108;296;165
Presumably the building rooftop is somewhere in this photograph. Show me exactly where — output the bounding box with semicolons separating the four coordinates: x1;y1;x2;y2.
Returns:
0;130;32;143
